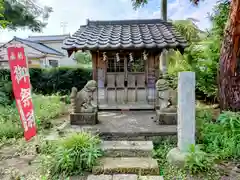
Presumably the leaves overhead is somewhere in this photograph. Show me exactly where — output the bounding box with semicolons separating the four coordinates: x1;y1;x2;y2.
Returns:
131;0;148;9
210;0;230;38
132;0;201;10
0;0;52;32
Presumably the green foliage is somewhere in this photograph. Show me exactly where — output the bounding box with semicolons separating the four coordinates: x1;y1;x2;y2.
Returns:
1;0;52;32
196;109;240;160
0;0;9;28
0;67;92;98
185;144;215;174
168;1;229;101
40;133;102;179
0;70;13;106
33;94;67;130
74;50;92;65
31;67;92;95
131;0;148;9
210;0;230;38
173;19;202;43
0;94;67;140
153;105;239;177
153;136;221;179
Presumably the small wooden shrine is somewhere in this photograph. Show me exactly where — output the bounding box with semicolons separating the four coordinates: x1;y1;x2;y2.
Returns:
63;19;187;110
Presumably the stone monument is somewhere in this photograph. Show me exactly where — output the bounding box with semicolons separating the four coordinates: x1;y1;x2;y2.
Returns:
70;80;98;125
155;72;177;125
167;71;196;168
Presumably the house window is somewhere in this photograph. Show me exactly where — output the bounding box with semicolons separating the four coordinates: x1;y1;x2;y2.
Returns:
49;60;59;67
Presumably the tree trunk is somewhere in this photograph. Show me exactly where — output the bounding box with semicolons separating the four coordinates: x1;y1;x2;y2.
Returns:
160;0;167;75
219;0;240;111
161;0;167;21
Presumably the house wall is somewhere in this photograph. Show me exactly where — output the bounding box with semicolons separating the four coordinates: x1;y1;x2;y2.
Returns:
42;41;77;67
0;40;45;69
0;40;71;69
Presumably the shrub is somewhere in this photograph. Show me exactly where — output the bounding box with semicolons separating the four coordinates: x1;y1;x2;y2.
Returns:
197;110;240;160
33;94;67;129
40;132;102;179
0;70;13;106
185;144;215;174
0;67;92;100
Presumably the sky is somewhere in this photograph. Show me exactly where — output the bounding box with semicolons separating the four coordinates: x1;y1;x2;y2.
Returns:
0;0;219;42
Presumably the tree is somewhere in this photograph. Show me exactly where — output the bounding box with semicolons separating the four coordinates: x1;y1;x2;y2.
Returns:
74;50;92;65
0;0;52;31
0;0;8;28
132;0;167;20
132;0;240;111
217;0;240;111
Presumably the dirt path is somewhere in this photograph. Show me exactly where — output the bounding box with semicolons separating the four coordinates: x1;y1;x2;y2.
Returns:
0;115;68;179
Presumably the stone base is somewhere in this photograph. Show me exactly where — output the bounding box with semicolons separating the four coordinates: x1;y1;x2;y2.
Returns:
156;110;177;125
166;147;189;168
70;112;98;125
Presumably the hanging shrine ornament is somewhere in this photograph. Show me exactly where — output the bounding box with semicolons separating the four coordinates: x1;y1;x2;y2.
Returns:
116;53;120;62
103;52;107;61
143;50;148;61
129;53;134;62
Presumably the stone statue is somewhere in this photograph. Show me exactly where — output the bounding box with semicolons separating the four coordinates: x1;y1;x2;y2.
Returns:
156;72;170;110
155;73;178;125
156;72;177;112
70;80;97;113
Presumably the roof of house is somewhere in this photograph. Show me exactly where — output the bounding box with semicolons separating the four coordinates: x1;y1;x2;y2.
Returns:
62;19;188;51
27;34;70;42
0;37;64;56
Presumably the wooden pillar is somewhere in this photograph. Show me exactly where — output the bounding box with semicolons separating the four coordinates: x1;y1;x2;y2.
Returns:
92;52;97;80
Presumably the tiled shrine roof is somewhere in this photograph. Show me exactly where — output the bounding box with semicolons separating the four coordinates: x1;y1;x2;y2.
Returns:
62;19;187;51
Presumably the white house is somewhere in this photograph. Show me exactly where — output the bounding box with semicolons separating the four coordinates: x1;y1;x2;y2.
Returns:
0;34;77;69
26;34;76;67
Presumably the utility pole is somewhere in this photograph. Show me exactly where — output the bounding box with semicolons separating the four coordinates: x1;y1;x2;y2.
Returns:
60;22;68;34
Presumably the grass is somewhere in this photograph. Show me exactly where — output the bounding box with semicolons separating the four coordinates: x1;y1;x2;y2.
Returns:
153;137;222;179
40;132;102;179
0;94;68;141
153;102;240;179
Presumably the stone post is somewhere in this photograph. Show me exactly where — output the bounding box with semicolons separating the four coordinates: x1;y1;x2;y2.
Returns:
167;71;196;168
177;72;195;152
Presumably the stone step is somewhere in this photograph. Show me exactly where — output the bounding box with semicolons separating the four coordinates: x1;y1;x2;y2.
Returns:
87;174;164;180
92;157;159;175
100;141;153;157
98;130;177;141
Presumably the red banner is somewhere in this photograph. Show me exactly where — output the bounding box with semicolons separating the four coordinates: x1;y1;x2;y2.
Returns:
7;46;36;141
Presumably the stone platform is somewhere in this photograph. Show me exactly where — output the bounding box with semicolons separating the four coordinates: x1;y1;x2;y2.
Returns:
156;110;177;125
70;112;97;125
67;111;177;140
